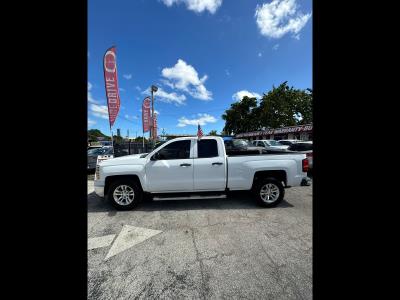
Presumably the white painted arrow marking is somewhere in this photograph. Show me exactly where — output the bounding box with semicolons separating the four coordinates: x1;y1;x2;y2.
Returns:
88;234;116;250
104;225;162;260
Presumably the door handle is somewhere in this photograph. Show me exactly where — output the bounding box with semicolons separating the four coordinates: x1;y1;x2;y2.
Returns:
180;163;191;167
212;162;223;165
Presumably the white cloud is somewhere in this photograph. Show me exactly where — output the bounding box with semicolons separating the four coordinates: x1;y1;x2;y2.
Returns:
272;44;280;50
225;69;230;76
177;113;217;127
88;83;102;104
88;119;96;127
161;0;222;14
89;103;109;119
160;79;175;89
123;74;132;80
258;52;262;57
161;59;212;101
125;114;139;121
142;87;186;106
255;0;311;39
232;90;261;101
135;86;141;91
119;88;126;92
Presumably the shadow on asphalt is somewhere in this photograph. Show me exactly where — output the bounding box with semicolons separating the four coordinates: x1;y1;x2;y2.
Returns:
87;191;294;213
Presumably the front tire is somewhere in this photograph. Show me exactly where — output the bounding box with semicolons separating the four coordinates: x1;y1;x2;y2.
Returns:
107;179;142;210
253;177;284;207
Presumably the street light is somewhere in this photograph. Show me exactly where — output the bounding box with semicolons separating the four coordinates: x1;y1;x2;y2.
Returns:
150;85;158;142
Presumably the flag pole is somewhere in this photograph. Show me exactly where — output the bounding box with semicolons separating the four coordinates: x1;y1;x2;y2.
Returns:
110;124;115;156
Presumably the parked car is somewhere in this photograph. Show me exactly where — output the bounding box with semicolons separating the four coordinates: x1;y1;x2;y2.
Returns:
88;145;103;150
277;139;301;146
287;141;313;170
224;139;267;155
94;136;309;210
251;140;289;151
87;147;113;170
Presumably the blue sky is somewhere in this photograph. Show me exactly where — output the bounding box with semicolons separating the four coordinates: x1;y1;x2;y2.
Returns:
88;0;312;137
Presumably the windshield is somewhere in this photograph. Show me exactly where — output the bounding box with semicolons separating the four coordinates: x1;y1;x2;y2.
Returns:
232;139;249;147
88;147;111;155
288;143;313;151
268;140;283;146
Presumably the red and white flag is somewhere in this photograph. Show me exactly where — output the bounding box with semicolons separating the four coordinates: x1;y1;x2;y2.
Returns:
197;124;203;139
103;46;121;127
142;97;151;132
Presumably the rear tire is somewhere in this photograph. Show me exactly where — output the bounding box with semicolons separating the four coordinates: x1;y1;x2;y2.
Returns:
253;177;284;207
107;179;142;210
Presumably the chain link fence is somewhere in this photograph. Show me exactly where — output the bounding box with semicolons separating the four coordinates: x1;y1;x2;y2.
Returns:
113;141;155;157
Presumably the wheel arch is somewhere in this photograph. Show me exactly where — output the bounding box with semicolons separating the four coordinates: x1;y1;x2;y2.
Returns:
252;170;287;188
104;175;143;196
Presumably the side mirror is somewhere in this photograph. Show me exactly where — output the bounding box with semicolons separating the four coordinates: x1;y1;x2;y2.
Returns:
151;152;160;161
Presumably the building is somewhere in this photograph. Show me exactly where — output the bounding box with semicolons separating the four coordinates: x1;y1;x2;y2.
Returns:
235;124;313;141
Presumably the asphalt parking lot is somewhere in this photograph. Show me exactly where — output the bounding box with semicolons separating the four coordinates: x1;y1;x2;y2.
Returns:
88;179;312;299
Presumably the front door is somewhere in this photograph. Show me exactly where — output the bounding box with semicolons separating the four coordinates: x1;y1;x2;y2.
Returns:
145;140;194;192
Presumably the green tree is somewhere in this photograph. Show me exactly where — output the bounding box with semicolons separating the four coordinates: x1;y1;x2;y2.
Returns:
112;135;124;143
222;82;312;134
208;130;218;136
133;136;148;142
257;82;297;128
88;129;110;141
222;96;259;135
258;82;312;128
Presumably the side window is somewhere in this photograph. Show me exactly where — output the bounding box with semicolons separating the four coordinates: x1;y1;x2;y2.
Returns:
198;139;219;158
257;141;263;147
157;140;191;160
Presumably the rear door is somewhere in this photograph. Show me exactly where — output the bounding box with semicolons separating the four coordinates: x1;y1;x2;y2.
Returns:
193;139;226;191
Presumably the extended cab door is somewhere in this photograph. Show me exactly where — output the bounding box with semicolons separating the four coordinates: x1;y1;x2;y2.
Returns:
193;138;226;191
145;139;194;192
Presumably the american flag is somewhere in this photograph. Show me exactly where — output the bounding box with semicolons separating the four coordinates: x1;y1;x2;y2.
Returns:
197;124;203;138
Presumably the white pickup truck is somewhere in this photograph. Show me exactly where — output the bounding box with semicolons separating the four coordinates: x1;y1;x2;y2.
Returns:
94;136;309;210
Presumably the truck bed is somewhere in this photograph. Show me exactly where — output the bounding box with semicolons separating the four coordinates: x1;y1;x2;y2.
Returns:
226;152;306;190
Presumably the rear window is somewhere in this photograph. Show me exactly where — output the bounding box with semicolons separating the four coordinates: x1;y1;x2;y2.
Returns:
198;139;219;158
288;143;313;151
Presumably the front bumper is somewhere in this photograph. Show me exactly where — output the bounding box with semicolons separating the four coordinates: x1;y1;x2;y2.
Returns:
94;181;105;198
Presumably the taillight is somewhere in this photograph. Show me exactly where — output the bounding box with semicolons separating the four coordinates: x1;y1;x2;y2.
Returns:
302;158;309;172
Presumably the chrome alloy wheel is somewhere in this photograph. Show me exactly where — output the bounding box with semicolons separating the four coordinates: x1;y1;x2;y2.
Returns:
260;183;280;203
113;185;135;205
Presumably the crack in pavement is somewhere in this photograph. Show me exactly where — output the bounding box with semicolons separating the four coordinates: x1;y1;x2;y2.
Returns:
190;228;210;300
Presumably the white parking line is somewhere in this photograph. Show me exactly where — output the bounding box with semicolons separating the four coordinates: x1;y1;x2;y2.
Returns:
88;234;116;250
104;225;162;260
88;180;94;194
